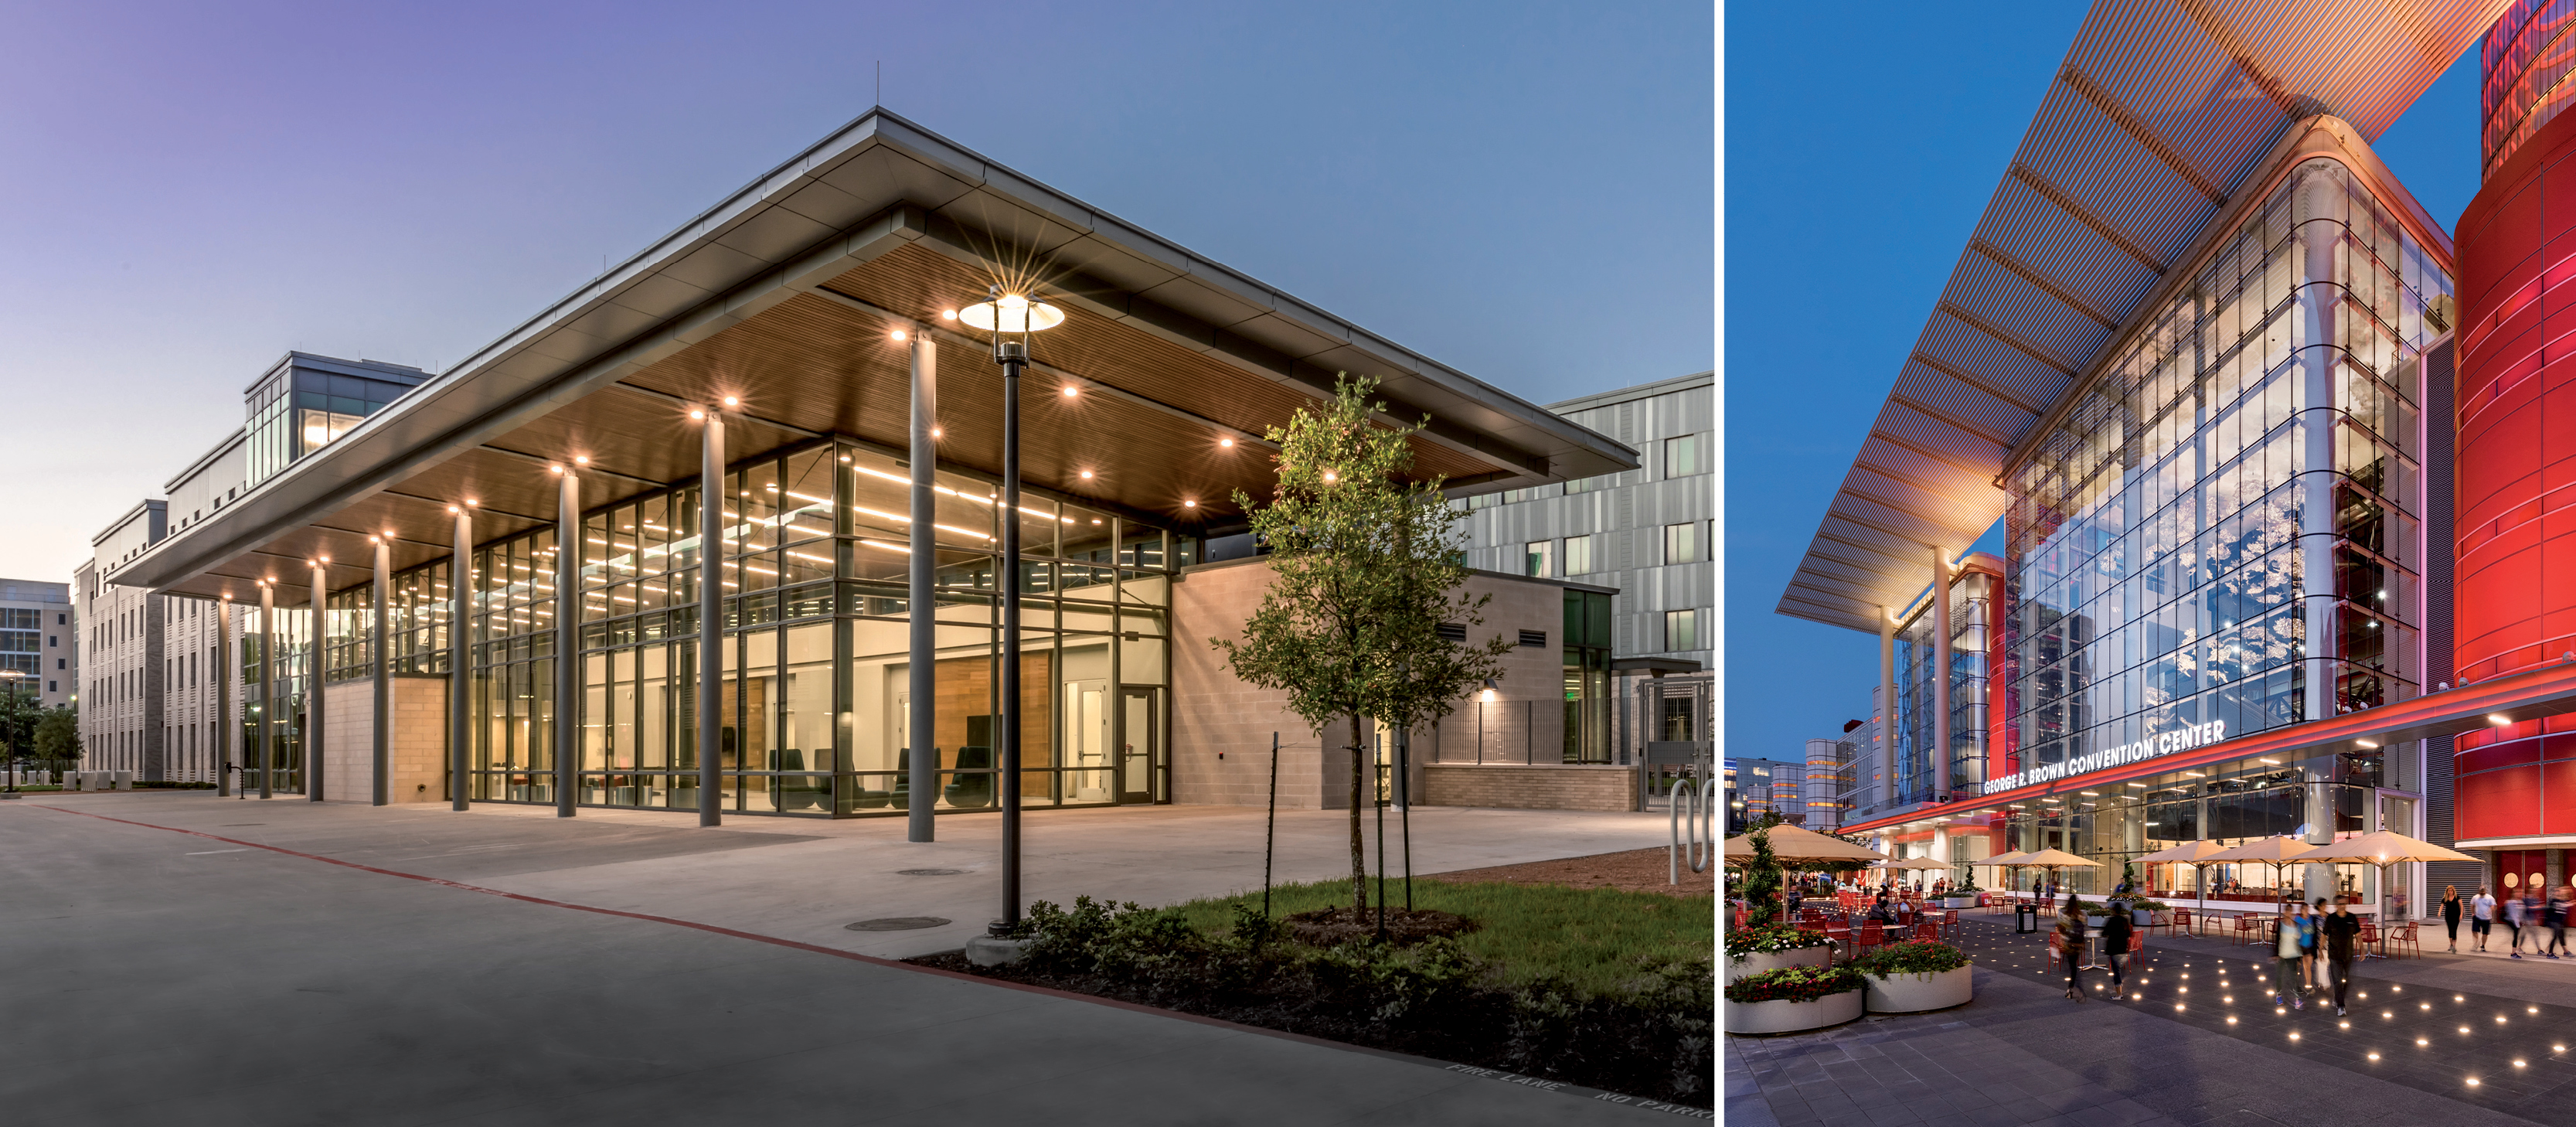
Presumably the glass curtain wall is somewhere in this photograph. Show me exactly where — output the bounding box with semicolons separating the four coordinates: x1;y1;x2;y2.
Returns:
330;438;1184;818
237;598;313;793
2003;158;2445;788
1561;590;1611;763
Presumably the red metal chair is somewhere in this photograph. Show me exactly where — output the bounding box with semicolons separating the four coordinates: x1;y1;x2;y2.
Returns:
1851;921;1886;960
2359;921;2382;955
2170;907;2193;937
2233;914;2261;946
2391;921;2420;958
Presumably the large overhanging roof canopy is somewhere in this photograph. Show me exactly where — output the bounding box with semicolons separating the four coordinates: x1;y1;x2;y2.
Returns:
113;109;1636;601
1775;0;2508;634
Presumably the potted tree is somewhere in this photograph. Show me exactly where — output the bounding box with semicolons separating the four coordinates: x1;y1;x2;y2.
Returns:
1941;879;1980;911
1726;923;1833;983
1724;964;1866;1034
1853;939;1975;1013
2132;898;2168;927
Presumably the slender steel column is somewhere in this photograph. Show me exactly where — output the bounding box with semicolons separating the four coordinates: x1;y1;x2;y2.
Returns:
259;582;273;799
216;598;232;798
373;538;390;806
1878;607;1897;811
451;507;473;810
1931;546;1951;802
308;562;326;802
699;409;727;827
907;328;938;843
555;467;580;818
996;340;1025;933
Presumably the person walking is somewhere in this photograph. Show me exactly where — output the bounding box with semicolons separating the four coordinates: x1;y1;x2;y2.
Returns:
2322;894;2362;1016
2549;887;2571;959
2508;887;2530;958
2057;901;2089;1000
2299;899;2324;994
2442;885;2464;953
2273;900;2305;1009
2101;894;2135;997
2474;886;2497;952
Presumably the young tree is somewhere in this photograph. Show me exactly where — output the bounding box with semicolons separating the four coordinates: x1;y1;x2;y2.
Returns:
32;705;78;769
0;694;47;781
1214;375;1513;913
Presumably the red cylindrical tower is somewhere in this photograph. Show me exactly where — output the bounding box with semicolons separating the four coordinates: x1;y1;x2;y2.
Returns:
2454;103;2576;845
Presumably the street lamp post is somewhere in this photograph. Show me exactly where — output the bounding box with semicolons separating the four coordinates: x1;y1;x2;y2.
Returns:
961;287;1063;937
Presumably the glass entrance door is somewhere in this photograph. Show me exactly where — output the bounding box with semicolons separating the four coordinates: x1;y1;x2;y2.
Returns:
1119;688;1158;803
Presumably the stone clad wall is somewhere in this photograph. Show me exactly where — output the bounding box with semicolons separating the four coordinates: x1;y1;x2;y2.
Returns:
1423;763;1638;812
1171;556;1606;811
322;674;448;804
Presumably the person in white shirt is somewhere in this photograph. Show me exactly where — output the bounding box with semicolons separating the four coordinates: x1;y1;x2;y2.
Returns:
2473;887;2498;953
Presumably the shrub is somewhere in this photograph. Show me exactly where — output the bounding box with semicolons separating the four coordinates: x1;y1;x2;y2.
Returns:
1723;965;1863;1005
1851;940;1971;977
1019;896;1200;978
1724;924;1829;963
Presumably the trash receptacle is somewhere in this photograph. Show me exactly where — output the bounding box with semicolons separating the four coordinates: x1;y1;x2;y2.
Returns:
2016;902;2040;934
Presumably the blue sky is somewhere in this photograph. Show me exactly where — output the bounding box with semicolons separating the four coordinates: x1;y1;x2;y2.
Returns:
1723;5;2483;761
0;1;1713;583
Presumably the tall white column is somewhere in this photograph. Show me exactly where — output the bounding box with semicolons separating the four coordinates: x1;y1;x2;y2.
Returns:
450;506;473;811
555;467;580;818
2299;180;2341;728
372;536;390;806
698;408;727;828
308;561;326;802
907;327;938;843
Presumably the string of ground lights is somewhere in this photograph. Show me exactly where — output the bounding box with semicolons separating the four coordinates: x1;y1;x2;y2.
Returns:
1945;918;2576;1112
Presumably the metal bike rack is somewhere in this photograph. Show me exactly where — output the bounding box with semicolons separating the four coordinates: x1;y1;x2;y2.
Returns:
1671;773;1713;884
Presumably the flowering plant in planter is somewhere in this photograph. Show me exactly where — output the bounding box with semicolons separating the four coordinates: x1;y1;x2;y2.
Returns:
1725;924;1831;963
1724;964;1864;1005
1850;940;1970;977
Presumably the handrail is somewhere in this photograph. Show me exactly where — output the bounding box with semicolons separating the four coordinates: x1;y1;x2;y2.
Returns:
1672;775;1713;884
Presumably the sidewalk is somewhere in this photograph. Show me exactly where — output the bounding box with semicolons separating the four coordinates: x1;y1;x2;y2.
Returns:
1730;914;2576;1126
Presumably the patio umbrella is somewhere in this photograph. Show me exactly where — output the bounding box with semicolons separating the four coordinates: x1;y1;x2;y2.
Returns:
2299;829;2478;938
2132;839;2232;907
1977;850;2036;900
2201;837;2320;903
1872;856;1952;891
2013;847;2105;902
1720;824;1886;865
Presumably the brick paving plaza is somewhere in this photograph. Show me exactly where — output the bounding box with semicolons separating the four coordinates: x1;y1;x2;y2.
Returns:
1728;913;2576;1127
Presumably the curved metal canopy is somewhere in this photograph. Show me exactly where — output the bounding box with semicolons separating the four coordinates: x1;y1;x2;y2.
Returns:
1777;0;2510;634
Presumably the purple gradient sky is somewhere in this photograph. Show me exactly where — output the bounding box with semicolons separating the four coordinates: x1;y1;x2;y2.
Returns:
0;1;1714;583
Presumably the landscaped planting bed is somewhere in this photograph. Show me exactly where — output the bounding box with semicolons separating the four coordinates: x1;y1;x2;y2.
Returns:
909;879;1714;1107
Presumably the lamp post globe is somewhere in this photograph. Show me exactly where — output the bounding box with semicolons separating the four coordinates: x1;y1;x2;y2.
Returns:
958;287;1063;937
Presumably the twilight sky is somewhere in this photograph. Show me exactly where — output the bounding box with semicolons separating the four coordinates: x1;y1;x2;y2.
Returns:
0;1;1714;584
1724;5;2484;762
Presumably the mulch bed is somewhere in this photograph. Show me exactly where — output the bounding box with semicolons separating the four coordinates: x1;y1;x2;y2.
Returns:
1282;906;1477;947
1427;846;1717;897
910;948;1710;1108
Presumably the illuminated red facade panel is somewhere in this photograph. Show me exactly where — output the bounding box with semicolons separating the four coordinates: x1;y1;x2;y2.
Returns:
2453;101;2576;844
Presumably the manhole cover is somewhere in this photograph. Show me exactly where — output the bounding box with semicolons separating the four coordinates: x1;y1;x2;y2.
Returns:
897;868;968;876
846;917;951;931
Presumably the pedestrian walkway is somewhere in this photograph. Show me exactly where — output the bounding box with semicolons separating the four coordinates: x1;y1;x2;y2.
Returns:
1730;914;2576;1126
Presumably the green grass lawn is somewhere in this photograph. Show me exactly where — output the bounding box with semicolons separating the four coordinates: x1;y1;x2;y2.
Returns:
1168;878;1714;998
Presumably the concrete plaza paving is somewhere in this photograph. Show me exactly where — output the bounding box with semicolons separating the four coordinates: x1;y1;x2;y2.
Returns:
2;792;1689;1125
1729;912;2576;1127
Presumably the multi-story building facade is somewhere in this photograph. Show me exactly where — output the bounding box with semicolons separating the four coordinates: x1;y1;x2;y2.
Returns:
1778;5;2513;914
1802;735;1859;832
1724;754;1802;832
87;110;1641;827
1459;370;1713;764
77;355;414;781
0;579;76;708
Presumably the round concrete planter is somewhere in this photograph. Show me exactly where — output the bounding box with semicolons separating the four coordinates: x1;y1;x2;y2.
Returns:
1863;965;1975;1013
1725;945;1830;984
1941;896;1978;911
1727;988;1863;1034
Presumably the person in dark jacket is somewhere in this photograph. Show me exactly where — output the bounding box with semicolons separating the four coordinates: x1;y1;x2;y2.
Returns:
2548;887;2570;959
2321;894;2363;1016
2057;901;2089;1000
2101;897;2135;996
2442;886;2464;954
